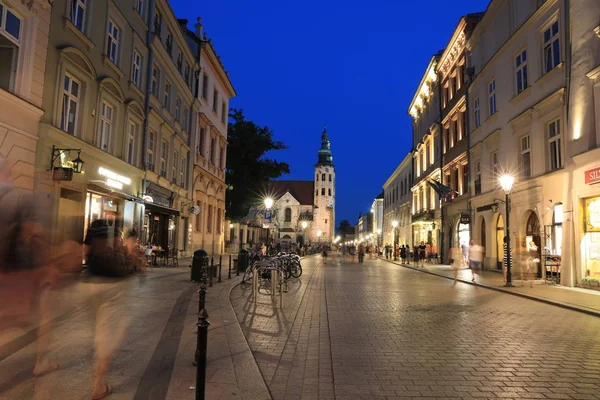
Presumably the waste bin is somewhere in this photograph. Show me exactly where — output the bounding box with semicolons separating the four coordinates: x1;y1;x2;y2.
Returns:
238;249;249;273
191;249;208;282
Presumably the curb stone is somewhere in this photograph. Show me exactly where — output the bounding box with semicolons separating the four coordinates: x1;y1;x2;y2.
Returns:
380;258;600;318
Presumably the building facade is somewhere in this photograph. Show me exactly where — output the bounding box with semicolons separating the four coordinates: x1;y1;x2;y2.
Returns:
371;193;383;245
0;0;51;191
409;52;443;258
467;0;567;275
382;153;412;249
187;19;235;255
438;13;483;260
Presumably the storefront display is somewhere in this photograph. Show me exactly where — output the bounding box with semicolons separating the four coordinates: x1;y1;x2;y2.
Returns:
544;255;561;283
583;197;600;281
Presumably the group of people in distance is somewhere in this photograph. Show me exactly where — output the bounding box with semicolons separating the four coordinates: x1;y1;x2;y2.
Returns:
383;241;437;266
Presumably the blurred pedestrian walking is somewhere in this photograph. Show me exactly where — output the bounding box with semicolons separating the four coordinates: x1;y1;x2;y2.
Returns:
450;242;462;282
468;239;484;283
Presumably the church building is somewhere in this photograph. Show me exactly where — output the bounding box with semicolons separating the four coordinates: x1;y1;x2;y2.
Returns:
267;127;336;245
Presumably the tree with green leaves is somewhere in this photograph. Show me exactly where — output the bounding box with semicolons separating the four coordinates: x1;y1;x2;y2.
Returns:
226;109;290;220
337;219;351;241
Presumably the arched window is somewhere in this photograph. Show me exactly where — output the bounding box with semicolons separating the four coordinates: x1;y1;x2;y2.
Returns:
285;207;292;222
322;173;326;181
321;188;325;195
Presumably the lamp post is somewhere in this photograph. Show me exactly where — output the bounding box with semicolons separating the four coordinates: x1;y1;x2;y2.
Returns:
391;220;399;261
317;230;322;245
264;197;273;256
499;174;515;287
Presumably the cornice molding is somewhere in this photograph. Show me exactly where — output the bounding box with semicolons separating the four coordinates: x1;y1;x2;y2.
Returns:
21;0;50;14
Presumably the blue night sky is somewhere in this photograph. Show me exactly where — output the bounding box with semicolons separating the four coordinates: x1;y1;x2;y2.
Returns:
170;0;491;224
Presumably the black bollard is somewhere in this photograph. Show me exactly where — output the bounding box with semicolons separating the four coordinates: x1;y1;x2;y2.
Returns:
218;255;222;282
228;254;232;279
194;286;206;365
236;256;240;276
209;257;214;287
194;287;210;400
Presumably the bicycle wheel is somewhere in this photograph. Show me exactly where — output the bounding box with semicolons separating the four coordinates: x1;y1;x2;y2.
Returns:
242;267;253;283
291;263;302;278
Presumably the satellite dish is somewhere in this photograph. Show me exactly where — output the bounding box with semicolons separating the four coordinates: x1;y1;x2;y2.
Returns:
190;204;201;215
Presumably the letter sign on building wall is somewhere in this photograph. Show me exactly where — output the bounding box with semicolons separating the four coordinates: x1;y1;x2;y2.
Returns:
585;167;600;185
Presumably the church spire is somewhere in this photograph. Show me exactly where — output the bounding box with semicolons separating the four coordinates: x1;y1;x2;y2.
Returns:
317;126;333;166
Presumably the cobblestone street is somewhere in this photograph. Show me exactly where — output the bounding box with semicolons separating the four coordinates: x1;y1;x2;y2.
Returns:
230;255;600;400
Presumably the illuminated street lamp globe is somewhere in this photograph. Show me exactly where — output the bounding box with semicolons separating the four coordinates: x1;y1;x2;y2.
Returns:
317;231;322;237
499;174;515;194
264;197;274;209
392;220;399;228
301;221;308;229
377;229;382;234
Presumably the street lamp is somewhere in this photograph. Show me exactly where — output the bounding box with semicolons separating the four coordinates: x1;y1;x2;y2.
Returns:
499;174;515;287
264;197;273;255
317;230;322;245
391;220;399;261
301;221;308;229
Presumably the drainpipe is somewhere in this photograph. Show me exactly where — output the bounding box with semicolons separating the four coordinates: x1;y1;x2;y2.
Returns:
140;0;157;243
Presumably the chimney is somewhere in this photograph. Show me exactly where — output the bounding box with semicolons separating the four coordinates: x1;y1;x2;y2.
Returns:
195;17;203;38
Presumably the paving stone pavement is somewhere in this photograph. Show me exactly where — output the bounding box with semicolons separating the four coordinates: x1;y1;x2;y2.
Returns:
230;255;600;400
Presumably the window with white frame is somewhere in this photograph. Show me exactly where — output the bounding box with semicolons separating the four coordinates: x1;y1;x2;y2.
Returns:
488;80;496;115
175;96;181;121
515;50;528;94
0;3;21;92
474;97;481;128
492;151;499;176
520;135;531;179
552;203;563;256
134;0;144;17
548;119;563;171
106;20;120;64
132;50;142;87
126;121;138;165
151;65;159;96
543;21;560;74
164;80;171;109
160;140;168;177
69;0;86;32
99;102;113;151
172;150;178;183
147;131;155;169
60;74;80;135
180;156;186;187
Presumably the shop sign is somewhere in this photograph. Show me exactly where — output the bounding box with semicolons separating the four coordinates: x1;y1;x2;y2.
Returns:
52;167;73;181
585;197;600;232
98;167;131;190
585;167;600;185
460;213;470;224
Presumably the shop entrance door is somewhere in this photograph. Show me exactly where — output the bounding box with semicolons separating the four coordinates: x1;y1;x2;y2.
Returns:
526;212;542;277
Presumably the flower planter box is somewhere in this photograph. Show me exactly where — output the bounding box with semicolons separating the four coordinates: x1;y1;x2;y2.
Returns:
579;280;600;291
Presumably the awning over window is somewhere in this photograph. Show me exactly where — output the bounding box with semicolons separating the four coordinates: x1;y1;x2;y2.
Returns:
143;201;180;216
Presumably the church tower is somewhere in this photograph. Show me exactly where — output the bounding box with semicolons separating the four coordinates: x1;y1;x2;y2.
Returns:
313;126;335;242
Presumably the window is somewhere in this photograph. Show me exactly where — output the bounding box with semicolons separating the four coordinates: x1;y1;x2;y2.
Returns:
180;157;186;187
172;150;178;182
329;174;332;182
548;119;563;171
321;188;325;195
184;62;190;87
106;20;120;64
202;74;208;99
444;127;450;152
164;80;171;109
475;161;481;195
153;10;162;37
210;137;216;164
474;97;481;129
198;127;205;154
322;173;326;181
316;174;319;181
160;141;168;177
0;4;21;92
60;74;80;135
220;146;226;170
515;50;528;94
285;208;292;222
175;96;181;121
132;50;142;87
552;203;563;256
520;135;531;179
492;151;499;175
176;52;183;73
151;65;159;96
221;102;226;123
127;122;138;165
207;205;213;232
69;0;86;31
452;120;458;147
328;188;331;196
488;80;496;115
99;102;113;151
134;0;144;17
543;21;560;74
182;107;188;131
147;131;155;169
462;166;468;196
195;201;202;232
213;89;218;112
166;29;173;56
216;208;221;233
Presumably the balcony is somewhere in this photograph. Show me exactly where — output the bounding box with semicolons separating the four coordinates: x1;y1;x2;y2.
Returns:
412;209;435;223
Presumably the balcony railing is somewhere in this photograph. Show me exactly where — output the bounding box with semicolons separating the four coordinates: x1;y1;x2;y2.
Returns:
412;209;435;223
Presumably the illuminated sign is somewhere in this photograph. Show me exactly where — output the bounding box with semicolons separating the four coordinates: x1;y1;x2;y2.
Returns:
98;167;131;190
585;167;600;185
585;197;600;232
